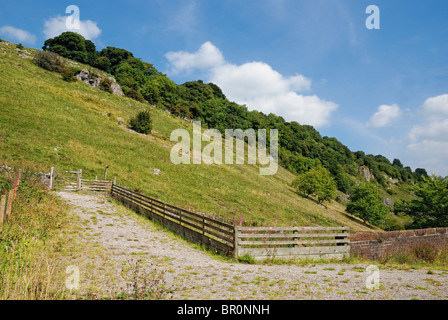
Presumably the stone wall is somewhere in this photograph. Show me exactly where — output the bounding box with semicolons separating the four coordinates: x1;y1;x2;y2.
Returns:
349;228;448;260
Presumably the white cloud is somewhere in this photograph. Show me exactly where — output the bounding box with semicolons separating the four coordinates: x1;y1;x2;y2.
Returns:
367;104;402;128
43;15;101;40
0;26;36;44
406;94;448;176
165;41;225;75
165;41;337;127
421;94;448;121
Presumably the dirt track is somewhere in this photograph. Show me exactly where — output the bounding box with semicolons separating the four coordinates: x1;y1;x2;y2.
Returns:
58;192;448;300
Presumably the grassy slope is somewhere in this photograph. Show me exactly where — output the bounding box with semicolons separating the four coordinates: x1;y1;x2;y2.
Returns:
0;42;377;231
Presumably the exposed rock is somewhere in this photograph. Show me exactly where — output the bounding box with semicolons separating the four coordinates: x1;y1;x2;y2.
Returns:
360;166;374;181
76;69;123;96
107;77;123;96
76;69;101;88
337;195;350;203
388;176;399;184
382;197;395;207
0;165;12;171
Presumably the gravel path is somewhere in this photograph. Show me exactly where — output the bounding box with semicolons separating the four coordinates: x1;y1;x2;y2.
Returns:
58;192;448;300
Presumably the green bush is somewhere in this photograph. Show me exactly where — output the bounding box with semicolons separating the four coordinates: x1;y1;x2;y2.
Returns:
129;109;153;135
60;67;76;82
99;78;113;93
238;254;256;264
33;51;65;73
125;88;145;102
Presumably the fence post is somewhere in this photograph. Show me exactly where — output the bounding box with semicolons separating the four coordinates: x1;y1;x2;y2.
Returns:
5;189;14;221
49;167;54;189
233;226;239;260
77;169;82;191
13;178;20;201
202;216;205;235
0;195;6;229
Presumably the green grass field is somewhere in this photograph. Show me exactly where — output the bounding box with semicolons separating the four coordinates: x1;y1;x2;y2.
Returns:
0;41;382;231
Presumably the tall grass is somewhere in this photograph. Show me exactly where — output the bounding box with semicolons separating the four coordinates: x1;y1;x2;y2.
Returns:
0;168;70;299
379;243;448;268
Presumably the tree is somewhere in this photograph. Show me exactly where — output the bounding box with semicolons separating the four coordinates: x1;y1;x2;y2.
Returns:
396;175;448;228
129;110;153;135
392;158;403;168
98;46;134;72
43;32;89;64
292;166;337;204
346;183;389;226
414;168;429;182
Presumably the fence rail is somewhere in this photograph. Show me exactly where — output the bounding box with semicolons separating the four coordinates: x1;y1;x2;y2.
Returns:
111;184;235;256
235;226;350;261
81;179;113;193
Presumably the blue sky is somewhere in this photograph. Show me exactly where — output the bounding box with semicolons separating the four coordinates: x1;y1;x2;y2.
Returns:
1;0;447;175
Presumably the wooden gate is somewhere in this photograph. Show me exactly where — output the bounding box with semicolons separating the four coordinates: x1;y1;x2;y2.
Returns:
50;168;113;193
52;168;82;192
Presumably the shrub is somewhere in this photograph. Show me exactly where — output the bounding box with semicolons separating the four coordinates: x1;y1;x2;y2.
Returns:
99;78;113;93
16;43;24;50
60;67;76;82
170;104;192;120
33;51;64;72
125;88;145;102
412;243;438;263
129;109;153;135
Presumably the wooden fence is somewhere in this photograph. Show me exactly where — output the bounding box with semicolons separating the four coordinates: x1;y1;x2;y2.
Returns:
52;167;351;261
110;184;351;261
80;179;113;193
111;184;235;256
0;173;20;230
235;226;350;261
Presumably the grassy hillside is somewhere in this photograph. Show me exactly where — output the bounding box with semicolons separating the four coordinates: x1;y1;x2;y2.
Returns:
0;41;385;231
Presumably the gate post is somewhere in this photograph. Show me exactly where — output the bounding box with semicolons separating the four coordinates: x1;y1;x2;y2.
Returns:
233;226;240;260
77;169;82;191
49;167;54;189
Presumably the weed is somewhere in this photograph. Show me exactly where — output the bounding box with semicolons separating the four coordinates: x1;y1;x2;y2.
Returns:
117;259;174;300
238;254;256;264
